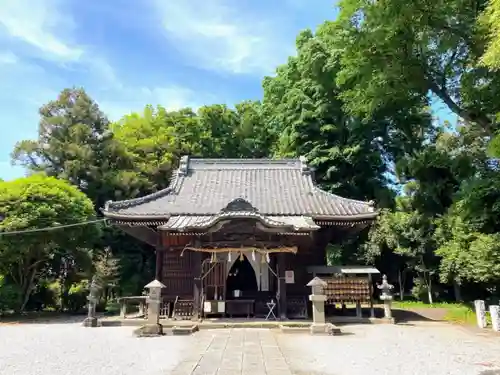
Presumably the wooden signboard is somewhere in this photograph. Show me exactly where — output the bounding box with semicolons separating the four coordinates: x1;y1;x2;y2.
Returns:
285;270;295;284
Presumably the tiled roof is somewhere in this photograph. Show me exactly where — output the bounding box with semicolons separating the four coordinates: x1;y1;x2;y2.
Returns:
102;156;377;221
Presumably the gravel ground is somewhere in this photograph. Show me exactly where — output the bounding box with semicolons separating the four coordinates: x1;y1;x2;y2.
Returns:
0;322;499;375
0;323;190;375
277;323;500;375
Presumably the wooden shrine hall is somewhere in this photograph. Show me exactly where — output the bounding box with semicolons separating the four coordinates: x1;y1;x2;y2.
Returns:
102;156;379;320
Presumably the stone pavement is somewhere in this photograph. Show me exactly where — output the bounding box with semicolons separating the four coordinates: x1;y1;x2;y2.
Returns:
169;328;292;375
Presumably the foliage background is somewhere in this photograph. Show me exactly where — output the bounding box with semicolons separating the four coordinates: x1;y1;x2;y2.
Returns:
1;0;500;313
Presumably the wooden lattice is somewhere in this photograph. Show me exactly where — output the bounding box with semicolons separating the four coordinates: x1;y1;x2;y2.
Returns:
324;276;371;304
287;296;308;319
173;299;194;319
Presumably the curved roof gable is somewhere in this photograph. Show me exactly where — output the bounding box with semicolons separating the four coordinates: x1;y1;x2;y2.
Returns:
102;156;377;220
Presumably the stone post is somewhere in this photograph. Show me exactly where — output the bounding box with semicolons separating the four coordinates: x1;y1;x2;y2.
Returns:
83;276;101;327
377;275;394;323
306;277;340;335
134;279;166;337
488;305;499;332
474;300;487;329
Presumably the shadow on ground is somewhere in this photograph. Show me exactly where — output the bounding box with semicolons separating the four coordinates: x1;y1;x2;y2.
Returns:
0;312;95;325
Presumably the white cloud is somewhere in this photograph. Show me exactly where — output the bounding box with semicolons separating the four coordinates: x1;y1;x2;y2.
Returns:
98;85;200;121
0;0;83;62
151;0;293;75
0;50;17;64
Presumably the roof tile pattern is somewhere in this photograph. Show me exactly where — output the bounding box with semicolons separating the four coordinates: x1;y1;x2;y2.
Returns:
103;158;376;219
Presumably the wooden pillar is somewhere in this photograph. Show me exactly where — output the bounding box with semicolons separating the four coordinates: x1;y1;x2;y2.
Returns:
368;273;375;318
192;251;202;321
155;247;164;281
277;253;287;320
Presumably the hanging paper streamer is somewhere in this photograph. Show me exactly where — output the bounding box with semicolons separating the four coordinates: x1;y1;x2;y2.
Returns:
239;252;244;261
266;253;270;263
210;252;217;263
261;253;266;264
252;250;256;261
228;252;232;262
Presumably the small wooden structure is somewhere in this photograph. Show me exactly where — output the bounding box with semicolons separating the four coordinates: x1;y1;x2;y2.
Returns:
307;265;380;317
102;156;379;320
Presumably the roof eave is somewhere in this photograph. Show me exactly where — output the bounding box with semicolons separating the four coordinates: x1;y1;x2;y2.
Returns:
313;211;379;221
103;211;380;222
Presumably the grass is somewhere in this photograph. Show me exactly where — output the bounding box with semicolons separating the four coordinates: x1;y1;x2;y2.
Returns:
392;300;492;326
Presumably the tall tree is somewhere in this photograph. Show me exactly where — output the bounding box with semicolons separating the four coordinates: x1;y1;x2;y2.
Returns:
11;87;139;208
332;0;500;135
263;28;430;205
480;0;500;69
0;174;98;311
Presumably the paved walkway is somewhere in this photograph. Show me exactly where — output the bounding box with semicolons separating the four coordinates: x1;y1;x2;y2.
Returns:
2;322;500;375
170;329;291;375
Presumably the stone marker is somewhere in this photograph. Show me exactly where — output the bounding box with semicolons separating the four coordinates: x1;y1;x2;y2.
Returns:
83;276;101;327
489;305;499;332
134;279;166;337
306;277;340;335
474;300;487;329
377;275;395;323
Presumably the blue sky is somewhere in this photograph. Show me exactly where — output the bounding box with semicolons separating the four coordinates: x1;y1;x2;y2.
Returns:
0;0;455;181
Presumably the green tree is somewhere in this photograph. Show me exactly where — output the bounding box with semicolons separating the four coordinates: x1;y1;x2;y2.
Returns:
0;174;99;311
480;0;500;69
11;87;140;208
263;28;429;205
332;0;500;135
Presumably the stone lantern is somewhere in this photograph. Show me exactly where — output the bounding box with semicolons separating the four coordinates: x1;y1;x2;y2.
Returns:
377;275;394;321
83;276;101;327
306;277;340;335
135;279;166;337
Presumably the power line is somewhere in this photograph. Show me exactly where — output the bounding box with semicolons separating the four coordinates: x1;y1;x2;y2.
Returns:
0;218;108;236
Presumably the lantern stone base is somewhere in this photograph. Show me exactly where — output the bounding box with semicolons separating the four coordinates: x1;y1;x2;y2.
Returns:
309;322;341;336
82;317;99;327
380;317;396;324
133;323;164;337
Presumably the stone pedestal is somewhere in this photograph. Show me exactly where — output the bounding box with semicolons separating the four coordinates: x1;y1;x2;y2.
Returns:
309;294;327;324
307;277;341;336
474;300;487;329
377;275;394;321
82;279;100;328
383;299;392;319
489;305;500;332
82;317;98;327
135;279;165;337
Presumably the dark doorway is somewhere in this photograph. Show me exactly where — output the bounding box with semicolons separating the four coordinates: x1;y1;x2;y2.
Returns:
226;254;258;298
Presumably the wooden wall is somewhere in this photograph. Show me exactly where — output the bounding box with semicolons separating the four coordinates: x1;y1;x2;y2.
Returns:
158;227;331;301
160;248;194;299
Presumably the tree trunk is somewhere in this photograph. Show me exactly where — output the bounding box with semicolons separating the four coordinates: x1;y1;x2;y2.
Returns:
20;265;38;312
398;270;404;301
453;280;462;302
427;276;433;305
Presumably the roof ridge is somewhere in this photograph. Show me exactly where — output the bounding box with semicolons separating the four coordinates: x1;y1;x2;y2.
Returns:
104;171;181;211
314;187;376;209
189;158;302;163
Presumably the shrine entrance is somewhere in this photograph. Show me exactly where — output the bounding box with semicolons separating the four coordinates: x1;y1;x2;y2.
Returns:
226;254;258;298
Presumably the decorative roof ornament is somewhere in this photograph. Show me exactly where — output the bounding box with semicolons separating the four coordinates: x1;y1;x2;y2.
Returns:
299;155;311;175
178;155;189;176
221;197;258;213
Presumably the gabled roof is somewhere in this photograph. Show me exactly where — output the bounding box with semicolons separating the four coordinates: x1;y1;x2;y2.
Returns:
102;156;377;225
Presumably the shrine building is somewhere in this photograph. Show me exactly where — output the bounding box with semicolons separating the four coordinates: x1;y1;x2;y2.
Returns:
102;156;379;321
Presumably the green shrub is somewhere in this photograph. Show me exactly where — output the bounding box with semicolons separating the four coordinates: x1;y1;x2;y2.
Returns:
105;300;120;315
65;280;89;313
0;275;22;312
411;278;430;302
